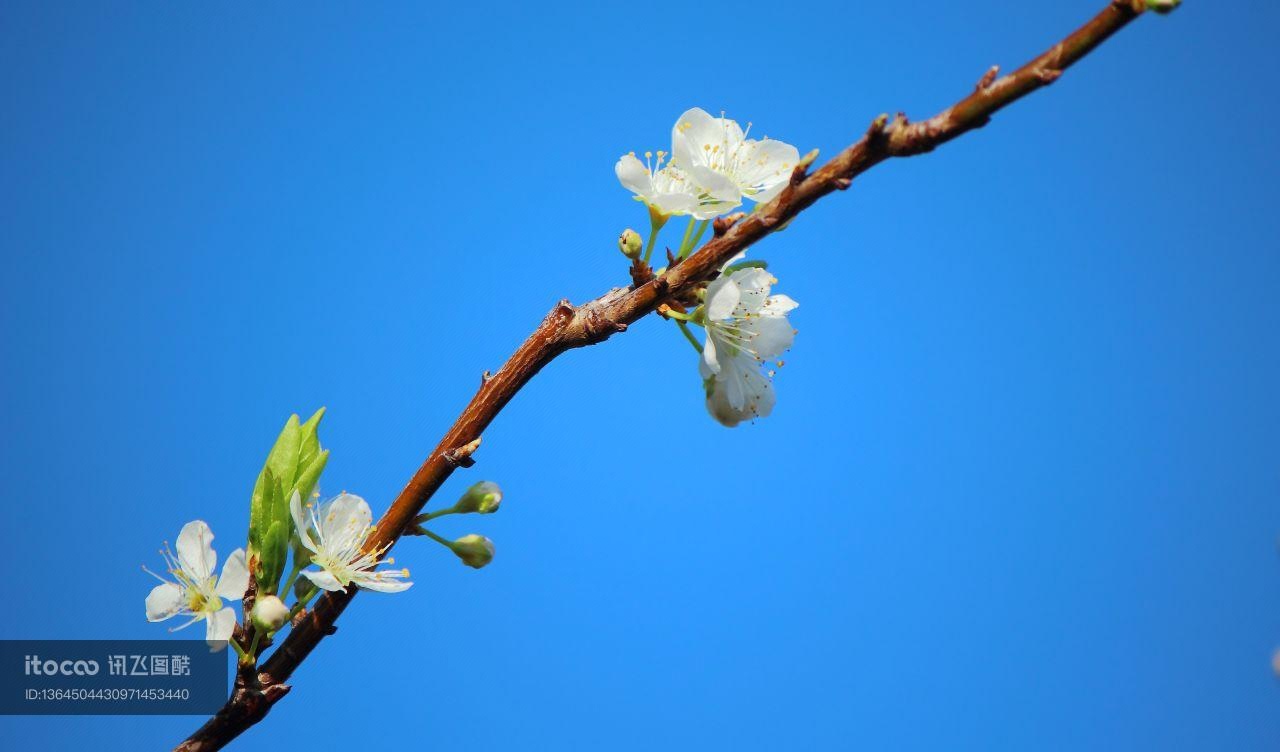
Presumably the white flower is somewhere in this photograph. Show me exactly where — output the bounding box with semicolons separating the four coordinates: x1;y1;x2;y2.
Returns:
673;107;800;205
144;520;249;646
699;260;798;427
290;491;411;593
615;149;740;220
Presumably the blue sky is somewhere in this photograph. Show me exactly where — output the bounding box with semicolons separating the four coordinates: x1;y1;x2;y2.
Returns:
2;1;1278;749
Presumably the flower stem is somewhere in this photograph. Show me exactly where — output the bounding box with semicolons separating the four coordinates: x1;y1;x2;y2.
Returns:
278;562;305;601
413;506;457;526
643;209;668;265
663;309;697;322
419;527;456;551
685;220;709;258
677;217;697;258
289;587;319;618
676;320;703;354
245;631;262;662
229;637;250;663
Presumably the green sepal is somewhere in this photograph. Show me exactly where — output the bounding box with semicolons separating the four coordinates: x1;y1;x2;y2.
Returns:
723;260;768;274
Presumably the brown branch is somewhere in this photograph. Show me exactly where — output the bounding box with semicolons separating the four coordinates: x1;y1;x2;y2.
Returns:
175;2;1166;748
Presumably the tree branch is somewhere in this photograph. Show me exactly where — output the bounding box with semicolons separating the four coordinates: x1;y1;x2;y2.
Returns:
175;2;1165;748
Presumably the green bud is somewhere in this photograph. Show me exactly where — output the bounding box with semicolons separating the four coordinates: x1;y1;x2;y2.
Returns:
251;595;290;632
248;409;328;595
618;229;643;259
1145;0;1179;12
451;534;495;569
455;481;502;514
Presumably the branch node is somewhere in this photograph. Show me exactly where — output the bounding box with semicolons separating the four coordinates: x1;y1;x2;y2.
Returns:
1035;68;1063;84
867;113;889;138
629;257;655;288
577;305;628;344
976;65;1000;90
443;437;482;468
480;370;493;386
713;212;746;237
796;148;820;173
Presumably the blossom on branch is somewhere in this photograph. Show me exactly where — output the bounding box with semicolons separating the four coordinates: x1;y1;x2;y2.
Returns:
615;149;739;221
673;107;799;205
699;260;798;427
144;520;249;645
290;491;412;593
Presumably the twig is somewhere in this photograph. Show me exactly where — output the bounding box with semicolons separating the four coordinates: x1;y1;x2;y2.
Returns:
174;2;1165;748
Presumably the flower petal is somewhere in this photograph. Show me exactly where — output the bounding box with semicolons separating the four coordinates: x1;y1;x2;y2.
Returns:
289;490;318;555
735;138;800;203
704;276;741;322
647;191;698;218
706;363;775;427
728;268;775;313
722;360;748;411
615;153;651;196
215;548;250;601
205;607;236;648
146;582;185;622
701;332;721;377
301;568;345;592
321;493;371;536
176;520;217;581
741;315;795;360
354;572;413;593
672;107;744;170
764;294;799;316
687;165;742;220
320;493;372;554
742;368;776;419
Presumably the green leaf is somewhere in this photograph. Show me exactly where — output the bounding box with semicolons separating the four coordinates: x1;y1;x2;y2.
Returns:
294;449;329;512
265;414;303;491
259;518;289;596
298;407;326;474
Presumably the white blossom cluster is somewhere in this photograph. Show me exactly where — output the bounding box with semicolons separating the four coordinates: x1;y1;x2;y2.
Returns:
144;493;410;646
617;108;801;426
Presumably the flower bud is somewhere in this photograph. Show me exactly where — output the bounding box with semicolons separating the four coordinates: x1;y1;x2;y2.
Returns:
1145;0;1179;12
618;229;643;259
251;595;290;632
454;481;502;514
451;534;495;569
